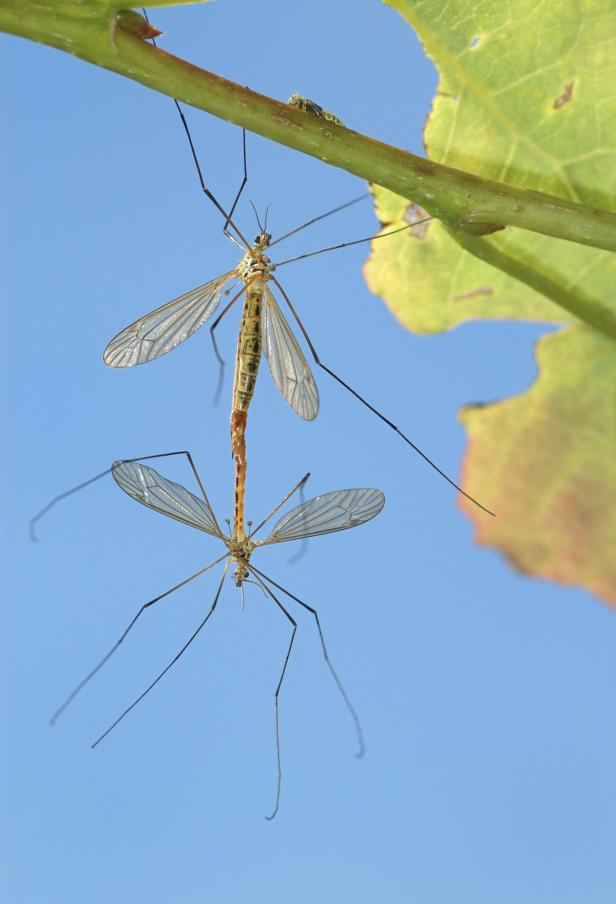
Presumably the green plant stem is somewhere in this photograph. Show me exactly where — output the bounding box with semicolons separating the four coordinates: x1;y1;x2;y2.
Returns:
447;227;616;340
3;0;616;252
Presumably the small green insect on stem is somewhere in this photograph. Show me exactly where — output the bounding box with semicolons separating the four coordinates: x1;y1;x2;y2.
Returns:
2;2;616;254
287;93;345;127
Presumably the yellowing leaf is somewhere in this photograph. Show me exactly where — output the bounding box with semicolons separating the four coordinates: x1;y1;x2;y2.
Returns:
459;327;616;606
366;0;616;334
364;0;616;603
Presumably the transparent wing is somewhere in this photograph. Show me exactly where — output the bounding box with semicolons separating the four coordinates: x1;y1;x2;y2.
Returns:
258;488;384;545
104;272;235;367
112;461;224;539
262;285;319;421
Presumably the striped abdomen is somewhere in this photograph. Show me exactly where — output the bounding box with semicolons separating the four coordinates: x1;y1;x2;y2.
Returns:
230;279;264;540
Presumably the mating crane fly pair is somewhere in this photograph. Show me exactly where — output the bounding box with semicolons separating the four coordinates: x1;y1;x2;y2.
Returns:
40;96;391;822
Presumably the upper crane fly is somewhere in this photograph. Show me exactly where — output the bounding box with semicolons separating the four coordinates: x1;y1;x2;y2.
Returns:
102;167;494;517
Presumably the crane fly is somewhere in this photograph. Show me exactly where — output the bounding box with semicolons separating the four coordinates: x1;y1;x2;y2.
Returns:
48;452;385;820
102;171;493;516
104;220;319;538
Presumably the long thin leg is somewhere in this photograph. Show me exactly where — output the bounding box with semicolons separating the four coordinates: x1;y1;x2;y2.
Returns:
141;9;252;254
248;473;310;540
29;467;111;542
91;562;229;749
173;100;252;252
223;128;248;236
249;572;297;821
208;283;247;405
50;554;228;725
286;478;308;565
250;565;365;759
270;275;495;517
30;450;211;541
268;193;370;249
272;217;433;268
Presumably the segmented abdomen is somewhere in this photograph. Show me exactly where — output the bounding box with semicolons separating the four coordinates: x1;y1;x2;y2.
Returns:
230;280;264;540
231;283;263;416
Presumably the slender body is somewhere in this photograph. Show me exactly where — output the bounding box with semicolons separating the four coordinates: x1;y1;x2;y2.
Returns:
230;234;273;539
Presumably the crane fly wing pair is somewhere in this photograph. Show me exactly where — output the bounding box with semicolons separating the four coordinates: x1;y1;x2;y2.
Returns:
112;461;224;539
103;272;235;367
258;487;385;546
113;461;384;547
262;285;319;421
103;270;318;421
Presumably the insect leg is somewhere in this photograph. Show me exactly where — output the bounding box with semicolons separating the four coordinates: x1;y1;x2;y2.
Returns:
248;473;310;540
30;450;210;541
174;99;249;249
209;283;248;405
50;554;228;726
285;478;308;565
270;275;495;517
250;565;364;758
249;570;298;821
141;9;252;252
223;128;248;238
91;562;229;749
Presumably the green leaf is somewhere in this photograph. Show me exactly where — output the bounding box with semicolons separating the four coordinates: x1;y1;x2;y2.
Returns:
365;0;616;604
366;0;616;334
459;327;616;606
365;197;580;332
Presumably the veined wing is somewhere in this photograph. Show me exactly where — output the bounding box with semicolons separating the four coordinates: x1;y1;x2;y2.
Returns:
257;488;384;546
104;272;235;367
112;460;225;539
262;285;319;421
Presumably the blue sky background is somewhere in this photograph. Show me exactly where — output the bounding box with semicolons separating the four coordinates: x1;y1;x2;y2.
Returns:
2;2;615;902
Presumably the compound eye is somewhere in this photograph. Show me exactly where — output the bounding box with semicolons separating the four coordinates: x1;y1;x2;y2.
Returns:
265;233;272;241
254;235;261;244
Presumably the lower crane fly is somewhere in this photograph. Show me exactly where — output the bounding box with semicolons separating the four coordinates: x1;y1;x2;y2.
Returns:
49;455;385;820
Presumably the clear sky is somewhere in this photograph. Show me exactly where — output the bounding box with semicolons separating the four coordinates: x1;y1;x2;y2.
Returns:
2;2;615;902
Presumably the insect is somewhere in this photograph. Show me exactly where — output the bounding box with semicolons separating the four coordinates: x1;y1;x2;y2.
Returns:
101;138;493;517
104;217;320;537
49;453;385;819
287;93;345;126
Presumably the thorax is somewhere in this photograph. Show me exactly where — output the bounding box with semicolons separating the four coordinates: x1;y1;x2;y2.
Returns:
237;232;274;286
226;535;255;587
